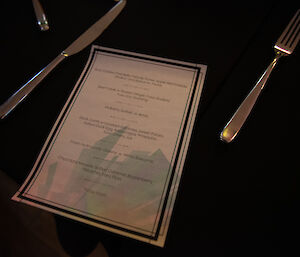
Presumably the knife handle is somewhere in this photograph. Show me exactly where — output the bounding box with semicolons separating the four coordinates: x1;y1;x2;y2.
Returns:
220;52;282;143
0;53;66;119
32;0;49;31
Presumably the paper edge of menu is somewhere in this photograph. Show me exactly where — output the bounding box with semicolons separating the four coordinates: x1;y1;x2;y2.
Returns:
12;45;207;247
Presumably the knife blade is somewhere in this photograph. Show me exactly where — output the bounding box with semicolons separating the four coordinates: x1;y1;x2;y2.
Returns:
0;0;126;119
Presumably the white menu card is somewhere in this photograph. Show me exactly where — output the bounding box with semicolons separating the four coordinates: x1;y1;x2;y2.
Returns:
13;45;207;246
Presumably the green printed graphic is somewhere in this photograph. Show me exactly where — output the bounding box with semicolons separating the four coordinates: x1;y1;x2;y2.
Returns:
37;162;57;198
38;128;171;231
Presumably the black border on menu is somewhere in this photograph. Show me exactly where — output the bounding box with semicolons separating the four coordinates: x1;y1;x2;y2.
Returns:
17;47;201;242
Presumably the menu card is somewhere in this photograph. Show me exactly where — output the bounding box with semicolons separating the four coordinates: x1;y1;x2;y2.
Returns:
12;45;207;246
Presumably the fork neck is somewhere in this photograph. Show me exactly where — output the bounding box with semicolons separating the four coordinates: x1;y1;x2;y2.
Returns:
273;50;285;64
258;51;283;91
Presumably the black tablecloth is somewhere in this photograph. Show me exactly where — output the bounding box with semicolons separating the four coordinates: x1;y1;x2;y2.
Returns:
1;1;299;256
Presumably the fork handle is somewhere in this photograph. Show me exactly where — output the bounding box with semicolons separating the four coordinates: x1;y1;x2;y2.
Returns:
220;51;283;143
0;53;67;119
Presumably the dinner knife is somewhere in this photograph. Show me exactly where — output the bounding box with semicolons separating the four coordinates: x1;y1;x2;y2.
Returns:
0;0;126;119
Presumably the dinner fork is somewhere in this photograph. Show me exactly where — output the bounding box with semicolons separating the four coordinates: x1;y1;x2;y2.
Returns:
220;9;300;143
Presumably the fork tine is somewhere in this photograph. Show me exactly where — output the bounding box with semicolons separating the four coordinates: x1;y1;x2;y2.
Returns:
289;17;300;48
277;9;299;44
276;9;300;54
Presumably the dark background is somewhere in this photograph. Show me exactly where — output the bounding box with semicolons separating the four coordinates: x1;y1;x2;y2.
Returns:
0;1;299;256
